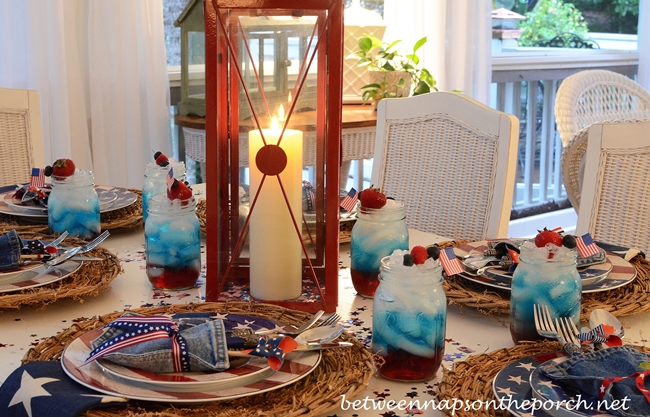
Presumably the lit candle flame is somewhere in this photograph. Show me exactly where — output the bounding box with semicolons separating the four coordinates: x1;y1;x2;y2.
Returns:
278;104;285;122
271;115;279;130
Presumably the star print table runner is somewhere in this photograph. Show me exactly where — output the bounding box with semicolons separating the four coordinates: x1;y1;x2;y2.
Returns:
0;361;127;417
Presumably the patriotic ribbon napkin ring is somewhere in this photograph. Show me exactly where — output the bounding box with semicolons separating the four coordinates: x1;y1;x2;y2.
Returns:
239;336;298;371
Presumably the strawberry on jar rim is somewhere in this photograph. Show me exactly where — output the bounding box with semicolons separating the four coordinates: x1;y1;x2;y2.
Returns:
359;186;387;209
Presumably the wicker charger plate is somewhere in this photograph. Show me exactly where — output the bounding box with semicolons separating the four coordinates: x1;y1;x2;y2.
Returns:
195;199;356;243
438;240;650;321
0;234;121;310
0;188;143;235
23;302;375;417
437;341;650;417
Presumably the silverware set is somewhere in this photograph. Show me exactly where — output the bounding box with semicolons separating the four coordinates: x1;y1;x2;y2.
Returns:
23;230;110;268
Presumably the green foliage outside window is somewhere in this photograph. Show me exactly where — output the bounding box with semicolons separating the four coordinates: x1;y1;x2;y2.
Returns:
517;0;589;47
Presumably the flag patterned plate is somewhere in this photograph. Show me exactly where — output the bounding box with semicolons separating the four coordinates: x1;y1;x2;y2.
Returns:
0;261;43;283
0;260;82;293
529;356;615;416
492;351;565;417
96;313;291;392
0;185;131;218
453;241;636;294
61;324;321;403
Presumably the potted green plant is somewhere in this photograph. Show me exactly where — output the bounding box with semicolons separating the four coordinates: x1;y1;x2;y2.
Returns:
354;34;438;107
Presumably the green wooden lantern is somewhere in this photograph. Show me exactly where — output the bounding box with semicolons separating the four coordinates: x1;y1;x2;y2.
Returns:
174;0;206;117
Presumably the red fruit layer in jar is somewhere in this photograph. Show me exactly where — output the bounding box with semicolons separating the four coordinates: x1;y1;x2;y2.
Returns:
510;322;545;345
350;268;379;298
147;265;200;290
378;345;444;382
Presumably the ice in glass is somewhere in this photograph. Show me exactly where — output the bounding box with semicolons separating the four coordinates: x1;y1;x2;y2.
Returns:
145;194;201;290
48;170;100;239
510;241;581;344
350;200;409;297
372;251;446;381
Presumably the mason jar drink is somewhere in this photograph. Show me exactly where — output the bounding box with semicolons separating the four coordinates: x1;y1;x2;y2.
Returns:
145;194;200;290
372;252;446;381
142;161;186;223
510;242;582;344
350;200;409;297
48;170;100;239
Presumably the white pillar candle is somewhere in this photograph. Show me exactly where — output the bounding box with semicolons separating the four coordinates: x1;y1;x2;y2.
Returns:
248;120;303;300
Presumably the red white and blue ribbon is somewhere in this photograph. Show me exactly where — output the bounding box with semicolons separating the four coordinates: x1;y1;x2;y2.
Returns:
340;188;358;212
82;316;189;372
439;247;464;276
241;335;298;371
166;167;175;191
577;324;615;344
599;371;650;405
30;167;45;189
576;233;600;257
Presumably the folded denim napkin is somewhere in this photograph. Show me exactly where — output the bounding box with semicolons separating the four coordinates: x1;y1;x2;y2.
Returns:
0;361;127;417
540;346;650;417
86;313;230;373
0;230;21;271
596;241;645;262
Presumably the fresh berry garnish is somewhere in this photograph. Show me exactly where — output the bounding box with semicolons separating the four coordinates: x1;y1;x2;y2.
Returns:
44;166;53;177
534;227;563;248
154;150;170;167
167;178;193;201
426;246;440;260
411;246;428;265
359;186;387;209
45;246;57;254
50;159;76;178
562;234;577;249
403;253;415;266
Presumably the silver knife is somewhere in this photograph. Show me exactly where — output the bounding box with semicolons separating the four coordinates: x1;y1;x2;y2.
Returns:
294;342;354;351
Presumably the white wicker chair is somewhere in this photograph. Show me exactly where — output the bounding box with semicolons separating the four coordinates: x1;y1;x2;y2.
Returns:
555;70;650;148
561;118;649;210
576;120;650;255
0;88;45;184
370;92;519;241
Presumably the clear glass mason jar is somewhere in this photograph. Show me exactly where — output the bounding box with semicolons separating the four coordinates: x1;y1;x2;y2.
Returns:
510;244;582;344
48;170;100;239
145;194;201;290
350;200;409;297
142;161;186;223
372;255;447;381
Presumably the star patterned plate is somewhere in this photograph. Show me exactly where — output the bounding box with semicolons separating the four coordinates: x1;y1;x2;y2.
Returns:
453;241;636;294
61;315;321;403
492;351;566;417
96;313;286;392
529;356;616;416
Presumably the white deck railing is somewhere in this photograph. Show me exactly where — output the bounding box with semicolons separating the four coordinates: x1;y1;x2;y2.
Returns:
491;47;639;210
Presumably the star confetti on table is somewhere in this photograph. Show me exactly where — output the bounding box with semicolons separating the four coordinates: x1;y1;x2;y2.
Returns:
405;390;418;398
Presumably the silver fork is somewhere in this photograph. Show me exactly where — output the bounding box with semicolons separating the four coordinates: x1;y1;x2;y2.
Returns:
76;230;110;254
534;304;581;356
317;313;341;328
255;310;324;336
46;231;69;249
556;316;590;352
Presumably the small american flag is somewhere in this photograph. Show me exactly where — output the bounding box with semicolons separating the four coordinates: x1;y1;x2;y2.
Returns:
576;233;600;257
166;167;175;191
440;247;464;276
551;226;564;234
340;187;358;212
30;167;45;188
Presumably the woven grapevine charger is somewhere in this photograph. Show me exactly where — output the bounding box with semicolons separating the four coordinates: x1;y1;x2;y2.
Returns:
437;240;650;321
23;302;375;417
0;188;144;235
437;341;650;417
195;199;356;243
0;234;121;309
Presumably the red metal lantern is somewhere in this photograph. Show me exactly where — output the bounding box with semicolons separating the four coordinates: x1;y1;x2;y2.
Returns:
204;0;343;313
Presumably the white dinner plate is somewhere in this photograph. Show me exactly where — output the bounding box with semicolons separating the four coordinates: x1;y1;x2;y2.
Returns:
0;260;82;293
61;325;321;403
95;313;288;392
530;356;615;416
453;241;636;294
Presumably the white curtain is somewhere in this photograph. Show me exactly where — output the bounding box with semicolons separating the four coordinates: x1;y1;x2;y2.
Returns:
638;1;650;89
383;0;492;105
0;0;170;189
